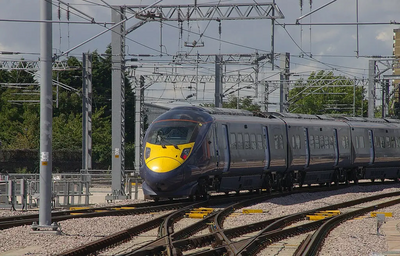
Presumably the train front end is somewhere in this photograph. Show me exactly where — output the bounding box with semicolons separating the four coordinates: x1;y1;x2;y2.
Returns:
140;107;212;201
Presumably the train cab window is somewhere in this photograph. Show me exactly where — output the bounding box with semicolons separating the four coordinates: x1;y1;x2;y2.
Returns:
230;133;237;149
250;134;256;149
147;121;200;145
309;135;314;149
237;133;243;149
244;133;250;149
257;134;263;150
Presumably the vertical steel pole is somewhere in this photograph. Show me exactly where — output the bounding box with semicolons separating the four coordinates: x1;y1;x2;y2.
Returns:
39;0;53;226
134;76;143;200
368;60;376;118
82;53;92;171
215;55;223;108
111;7;126;198
353;78;356;117
271;0;275;70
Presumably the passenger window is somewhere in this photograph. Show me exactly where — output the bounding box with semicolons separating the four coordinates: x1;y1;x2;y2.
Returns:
292;136;296;149
375;137;380;148
257;134;263;150
274;134;284;150
396;137;400;148
386;137;390;148
295;135;301;149
359;136;365;148
355;136;359;149
319;136;324;149
279;134;284;149
310;135;314;149
324;136;329;149
391;137;396;148
341;136;348;149
329;136;334;149
244;133;250;149
230;133;237;149
250;134;256;149
237;133;243;149
380;136;385;148
315;136;320;149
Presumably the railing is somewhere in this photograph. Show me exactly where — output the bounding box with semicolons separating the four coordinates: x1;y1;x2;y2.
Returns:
0;173;91;209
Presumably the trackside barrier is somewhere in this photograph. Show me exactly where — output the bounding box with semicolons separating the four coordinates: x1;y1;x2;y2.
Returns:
1;173;91;209
0;179;27;210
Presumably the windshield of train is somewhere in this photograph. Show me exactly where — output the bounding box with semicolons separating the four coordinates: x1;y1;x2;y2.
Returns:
147;121;200;146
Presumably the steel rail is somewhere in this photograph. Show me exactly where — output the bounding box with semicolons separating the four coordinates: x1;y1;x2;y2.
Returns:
296;197;400;256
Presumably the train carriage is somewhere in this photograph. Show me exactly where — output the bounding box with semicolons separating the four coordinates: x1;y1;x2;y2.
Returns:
140;106;400;201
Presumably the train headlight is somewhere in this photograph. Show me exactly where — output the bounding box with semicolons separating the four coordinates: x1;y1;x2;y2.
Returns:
145;147;151;159
180;148;191;160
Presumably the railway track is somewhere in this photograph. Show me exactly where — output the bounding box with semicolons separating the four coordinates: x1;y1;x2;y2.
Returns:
54;184;354;256
0;200;191;230
1;182;395;255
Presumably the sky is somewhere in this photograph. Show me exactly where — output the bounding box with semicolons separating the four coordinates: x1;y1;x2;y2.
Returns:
0;0;399;109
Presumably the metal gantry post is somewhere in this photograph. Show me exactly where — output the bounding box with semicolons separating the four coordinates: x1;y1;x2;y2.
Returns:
110;7;128;200
215;55;223;107
134;76;144;199
368;60;376;118
37;0;53;230
279;53;290;113
82;53;92;171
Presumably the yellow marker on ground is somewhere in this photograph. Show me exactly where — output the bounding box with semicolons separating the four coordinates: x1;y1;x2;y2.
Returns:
243;209;263;214
371;212;392;217
186;213;208;219
69;207;90;211
306;215;330;221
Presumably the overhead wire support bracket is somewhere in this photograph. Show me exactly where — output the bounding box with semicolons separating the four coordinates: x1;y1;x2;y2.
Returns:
296;0;337;24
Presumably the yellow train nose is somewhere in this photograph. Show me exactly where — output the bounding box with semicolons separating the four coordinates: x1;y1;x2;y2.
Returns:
147;157;182;173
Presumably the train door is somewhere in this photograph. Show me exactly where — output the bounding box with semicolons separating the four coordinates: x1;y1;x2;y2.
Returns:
368;130;375;165
263;127;271;169
333;129;339;166
304;128;310;168
221;124;230;172
213;124;221;170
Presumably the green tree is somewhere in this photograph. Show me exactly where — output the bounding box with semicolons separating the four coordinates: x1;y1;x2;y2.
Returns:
201;95;261;112
288;71;366;116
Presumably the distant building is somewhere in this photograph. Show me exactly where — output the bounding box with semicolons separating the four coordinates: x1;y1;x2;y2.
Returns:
393;28;400;101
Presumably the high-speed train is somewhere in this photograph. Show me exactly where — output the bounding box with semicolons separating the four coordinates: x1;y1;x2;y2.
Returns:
139;106;400;201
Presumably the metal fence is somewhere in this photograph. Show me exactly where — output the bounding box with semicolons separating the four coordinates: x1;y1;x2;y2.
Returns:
0;173;90;209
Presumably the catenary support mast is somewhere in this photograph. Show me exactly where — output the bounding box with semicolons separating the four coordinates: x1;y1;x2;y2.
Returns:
37;0;54;231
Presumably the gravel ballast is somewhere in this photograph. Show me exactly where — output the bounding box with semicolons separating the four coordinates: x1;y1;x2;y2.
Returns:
0;184;399;255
